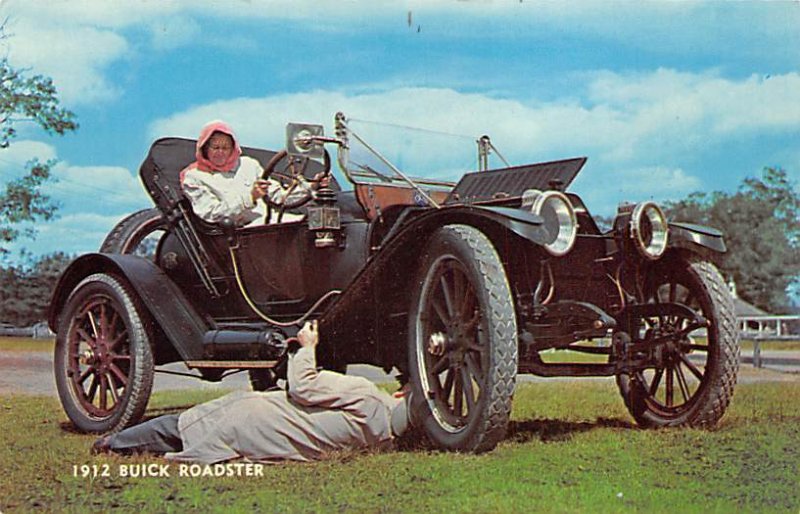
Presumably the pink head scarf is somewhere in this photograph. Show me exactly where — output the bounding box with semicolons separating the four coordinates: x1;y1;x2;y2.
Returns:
181;121;243;183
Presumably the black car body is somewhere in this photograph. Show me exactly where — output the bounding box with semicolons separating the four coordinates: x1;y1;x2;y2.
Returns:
49;113;739;452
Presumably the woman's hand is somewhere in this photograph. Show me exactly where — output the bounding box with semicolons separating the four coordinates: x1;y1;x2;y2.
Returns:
311;172;330;190
251;179;270;203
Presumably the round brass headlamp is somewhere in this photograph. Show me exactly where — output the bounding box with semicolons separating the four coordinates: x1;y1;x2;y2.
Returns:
522;189;578;257
630;201;669;260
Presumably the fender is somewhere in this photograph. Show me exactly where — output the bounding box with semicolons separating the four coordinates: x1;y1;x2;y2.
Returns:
465;205;550;244
319;204;545;364
379;204;547;251
668;221;726;254
48;253;208;361
328;203;547;324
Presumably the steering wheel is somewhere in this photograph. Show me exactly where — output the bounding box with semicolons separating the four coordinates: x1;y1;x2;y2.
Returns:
260;149;331;218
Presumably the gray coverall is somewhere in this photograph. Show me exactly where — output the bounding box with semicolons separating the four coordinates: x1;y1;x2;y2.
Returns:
106;345;404;463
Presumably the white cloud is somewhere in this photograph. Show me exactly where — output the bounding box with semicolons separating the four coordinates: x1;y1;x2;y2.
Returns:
148;91;352;148
0;0;183;107
48;163;150;215
149;69;800;172
0;139;149;217
9;212;128;257
706;74;800;134
573;165;702;214
2;19;129;105
588;69;800;136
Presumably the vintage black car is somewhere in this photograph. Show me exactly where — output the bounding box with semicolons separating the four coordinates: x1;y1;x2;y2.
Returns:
48;113;739;452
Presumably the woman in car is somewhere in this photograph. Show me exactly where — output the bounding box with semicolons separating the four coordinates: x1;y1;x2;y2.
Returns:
181;120;322;226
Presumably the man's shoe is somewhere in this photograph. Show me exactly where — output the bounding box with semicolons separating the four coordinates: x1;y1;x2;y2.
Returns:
91;435;113;455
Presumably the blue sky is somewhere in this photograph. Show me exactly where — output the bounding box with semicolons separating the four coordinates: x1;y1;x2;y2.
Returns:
1;0;798;259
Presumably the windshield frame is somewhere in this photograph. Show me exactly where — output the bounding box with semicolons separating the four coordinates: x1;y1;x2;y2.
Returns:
333;112;456;206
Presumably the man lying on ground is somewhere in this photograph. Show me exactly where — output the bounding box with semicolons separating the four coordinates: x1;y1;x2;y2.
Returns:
93;321;412;462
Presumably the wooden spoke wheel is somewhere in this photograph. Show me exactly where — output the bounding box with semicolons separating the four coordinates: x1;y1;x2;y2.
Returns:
617;257;739;428
408;224;517;452
54;273;153;433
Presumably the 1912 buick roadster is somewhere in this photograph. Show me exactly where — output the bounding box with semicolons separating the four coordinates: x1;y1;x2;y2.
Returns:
48;112;738;452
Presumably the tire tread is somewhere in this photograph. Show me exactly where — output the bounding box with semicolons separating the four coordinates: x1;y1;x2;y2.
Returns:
618;256;739;429
54;273;154;433
100;208;163;254
413;224;517;452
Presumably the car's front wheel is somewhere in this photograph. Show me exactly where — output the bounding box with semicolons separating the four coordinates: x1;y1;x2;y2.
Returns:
408;224;517;452
616;256;739;428
54;273;154;433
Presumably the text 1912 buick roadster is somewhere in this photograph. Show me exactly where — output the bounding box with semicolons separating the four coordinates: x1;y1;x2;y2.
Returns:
48;113;739;452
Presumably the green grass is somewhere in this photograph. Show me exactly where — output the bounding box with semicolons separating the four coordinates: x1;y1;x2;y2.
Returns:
0;336;55;352
740;339;800;351
3;335;799;357
539;337;800;364
2;381;798;513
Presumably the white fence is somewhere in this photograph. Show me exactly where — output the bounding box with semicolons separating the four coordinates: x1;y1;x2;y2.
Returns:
738;315;800;341
737;315;800;368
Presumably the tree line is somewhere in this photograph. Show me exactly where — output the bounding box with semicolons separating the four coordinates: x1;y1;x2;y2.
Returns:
0;252;72;326
0;22;77;327
664;166;800;314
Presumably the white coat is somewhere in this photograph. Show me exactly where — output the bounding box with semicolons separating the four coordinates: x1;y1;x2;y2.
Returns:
182;156;306;227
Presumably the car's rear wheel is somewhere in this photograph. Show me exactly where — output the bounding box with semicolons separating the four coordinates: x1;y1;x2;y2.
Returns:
100;208;165;260
408;224;517;452
616;256;739;428
54;273;154;433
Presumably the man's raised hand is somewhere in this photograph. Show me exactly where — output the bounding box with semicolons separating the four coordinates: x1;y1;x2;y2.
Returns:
297;320;319;348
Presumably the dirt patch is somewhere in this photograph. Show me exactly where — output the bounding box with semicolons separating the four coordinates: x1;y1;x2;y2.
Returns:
0;350;253;396
0;350;402;396
0;351;56;395
2;349;797;397
737;362;800;383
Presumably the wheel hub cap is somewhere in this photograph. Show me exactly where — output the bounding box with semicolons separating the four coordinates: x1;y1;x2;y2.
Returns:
79;349;94;365
428;332;447;356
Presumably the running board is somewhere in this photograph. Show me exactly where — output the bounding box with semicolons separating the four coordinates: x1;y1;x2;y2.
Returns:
519;357;617;377
186;360;278;368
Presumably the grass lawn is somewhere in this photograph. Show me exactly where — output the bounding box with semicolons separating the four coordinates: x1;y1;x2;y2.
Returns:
740;339;800;351
538;337;800;364
0;336;55;352
2;380;798;513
